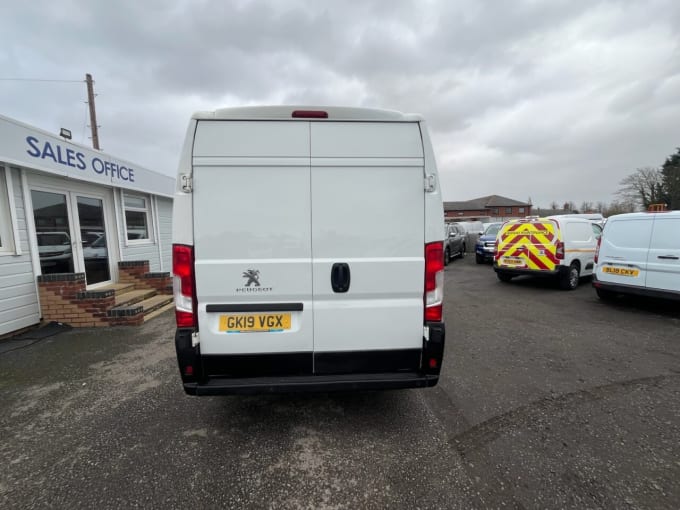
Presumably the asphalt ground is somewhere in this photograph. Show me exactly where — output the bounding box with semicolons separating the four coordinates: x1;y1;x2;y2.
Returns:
1;254;678;509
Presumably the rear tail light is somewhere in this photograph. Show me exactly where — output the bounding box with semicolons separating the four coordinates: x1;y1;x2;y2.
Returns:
494;238;500;259
594;236;602;263
172;244;197;328
556;241;565;260
424;242;444;322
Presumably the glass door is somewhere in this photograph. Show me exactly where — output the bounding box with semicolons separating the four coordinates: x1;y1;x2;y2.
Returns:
76;196;111;285
31;188;114;287
31;190;76;275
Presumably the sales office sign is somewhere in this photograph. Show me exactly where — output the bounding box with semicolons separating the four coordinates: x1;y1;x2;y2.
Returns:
0;114;174;196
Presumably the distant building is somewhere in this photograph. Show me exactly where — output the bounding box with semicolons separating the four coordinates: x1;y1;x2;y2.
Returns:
444;195;532;222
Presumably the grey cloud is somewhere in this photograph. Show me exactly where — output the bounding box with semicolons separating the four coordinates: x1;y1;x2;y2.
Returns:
2;0;680;207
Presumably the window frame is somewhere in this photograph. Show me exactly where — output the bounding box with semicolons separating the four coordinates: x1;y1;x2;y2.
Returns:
505;207;512;214
518;207;525;214
0;166;19;256
122;191;154;245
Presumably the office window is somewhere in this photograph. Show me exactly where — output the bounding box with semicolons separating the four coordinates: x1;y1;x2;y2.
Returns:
518;207;525;213
505;207;512;214
0;168;15;253
491;208;499;215
123;193;152;241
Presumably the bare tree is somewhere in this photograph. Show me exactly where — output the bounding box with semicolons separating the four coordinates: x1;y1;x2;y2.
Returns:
549;200;559;210
580;201;594;213
616;167;664;210
603;200;636;217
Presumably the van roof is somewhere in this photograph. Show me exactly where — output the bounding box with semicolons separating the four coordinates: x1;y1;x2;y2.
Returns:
606;211;680;220
192;106;423;122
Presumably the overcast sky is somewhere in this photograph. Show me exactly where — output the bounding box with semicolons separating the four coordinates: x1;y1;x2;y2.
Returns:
2;0;679;207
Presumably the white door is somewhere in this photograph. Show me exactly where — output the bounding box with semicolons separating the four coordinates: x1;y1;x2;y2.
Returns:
30;187;114;287
309;122;425;355
191;121;314;356
645;216;680;293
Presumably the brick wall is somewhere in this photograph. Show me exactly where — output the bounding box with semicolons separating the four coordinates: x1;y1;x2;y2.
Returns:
119;262;171;294
37;273;115;328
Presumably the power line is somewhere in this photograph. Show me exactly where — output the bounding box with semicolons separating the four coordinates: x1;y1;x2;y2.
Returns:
0;78;83;83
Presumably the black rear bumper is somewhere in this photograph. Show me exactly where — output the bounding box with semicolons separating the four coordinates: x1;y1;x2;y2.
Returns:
593;277;680;301
175;322;445;395
493;264;564;278
184;372;438;395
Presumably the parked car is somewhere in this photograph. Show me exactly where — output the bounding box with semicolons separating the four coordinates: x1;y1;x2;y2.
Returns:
444;222;466;264
494;215;602;290
475;222;502;264
36;232;72;268
83;234;108;260
36;232;73;273
593;211;680;301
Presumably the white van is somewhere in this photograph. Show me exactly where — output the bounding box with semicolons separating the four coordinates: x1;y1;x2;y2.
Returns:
593;211;680;301
494;215;602;289
172;106;446;395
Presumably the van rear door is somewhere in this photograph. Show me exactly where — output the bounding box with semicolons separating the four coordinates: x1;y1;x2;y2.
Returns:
309;122;425;372
497;220;558;271
191;121;313;358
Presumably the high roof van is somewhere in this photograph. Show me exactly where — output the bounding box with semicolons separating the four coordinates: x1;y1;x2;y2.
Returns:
172;106;446;395
593;211;680;301
494;215;602;290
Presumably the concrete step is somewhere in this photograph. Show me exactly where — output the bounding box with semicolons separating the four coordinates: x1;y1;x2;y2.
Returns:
98;282;135;296
143;302;175;323
139;294;174;315
114;289;156;307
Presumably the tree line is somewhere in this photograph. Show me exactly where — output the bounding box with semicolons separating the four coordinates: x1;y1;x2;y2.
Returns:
615;147;680;211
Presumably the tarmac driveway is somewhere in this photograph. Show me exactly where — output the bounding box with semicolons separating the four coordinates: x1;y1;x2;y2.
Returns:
1;256;678;509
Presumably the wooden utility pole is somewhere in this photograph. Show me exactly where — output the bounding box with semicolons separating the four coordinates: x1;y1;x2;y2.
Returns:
85;73;100;150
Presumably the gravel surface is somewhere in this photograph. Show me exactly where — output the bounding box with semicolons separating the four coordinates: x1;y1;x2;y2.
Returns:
1;256;678;509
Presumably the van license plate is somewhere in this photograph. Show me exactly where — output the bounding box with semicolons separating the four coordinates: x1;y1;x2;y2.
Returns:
219;313;291;333
502;256;525;266
602;267;639;277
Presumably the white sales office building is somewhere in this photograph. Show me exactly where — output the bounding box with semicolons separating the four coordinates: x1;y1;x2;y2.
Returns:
0;114;174;336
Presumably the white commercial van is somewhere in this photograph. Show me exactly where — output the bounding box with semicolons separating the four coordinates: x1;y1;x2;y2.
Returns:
593;211;680;301
172;106;446;395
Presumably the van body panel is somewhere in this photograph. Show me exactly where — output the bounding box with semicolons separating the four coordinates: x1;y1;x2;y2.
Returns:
309;122;425;352
496;220;559;271
310;122;423;158
193;121;310;157
595;216;654;287
191;125;314;355
645;216;680;293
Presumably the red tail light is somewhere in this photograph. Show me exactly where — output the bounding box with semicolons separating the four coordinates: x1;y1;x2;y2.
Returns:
172;244;197;328
292;110;328;118
594;236;602;263
424;242;444;322
556;241;565;260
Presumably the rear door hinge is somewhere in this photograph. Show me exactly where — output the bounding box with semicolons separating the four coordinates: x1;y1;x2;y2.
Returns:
424;174;436;192
180;174;193;193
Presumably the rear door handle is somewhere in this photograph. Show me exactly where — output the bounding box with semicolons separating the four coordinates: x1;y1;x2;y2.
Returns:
331;263;351;293
657;255;679;260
